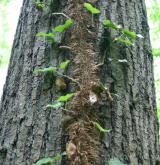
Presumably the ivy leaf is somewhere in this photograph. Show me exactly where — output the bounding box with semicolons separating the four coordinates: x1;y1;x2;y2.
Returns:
84;3;100;14
57;93;74;102
99;83;106;91
59;60;70;70
46;101;62;109
107;158;126;165
115;37;132;45
33;152;66;165
46;37;55;42
36;32;55;37
93;122;111;133
64;19;73;28
52;154;61;161
54;19;73;32
33;157;53;165
103;19;119;30
36;2;45;9
34;67;57;73
122;29;136;40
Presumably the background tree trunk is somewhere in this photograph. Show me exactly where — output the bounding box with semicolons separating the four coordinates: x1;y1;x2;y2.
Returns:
0;0;159;165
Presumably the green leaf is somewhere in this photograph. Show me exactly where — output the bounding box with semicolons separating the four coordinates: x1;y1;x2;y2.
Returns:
122;29;136;40
93;122;111;133
36;32;55;37
107;158;126;165
34;67;57;73
54;19;73;32
99;83;106;91
33;152;66;165
65;19;73;28
57;93;74;102
46;101;62;109
59;60;70;70
36;2;45;9
84;3;100;14
115;37;132;45
52;154;61;161
103;19;119;30
33;157;53;165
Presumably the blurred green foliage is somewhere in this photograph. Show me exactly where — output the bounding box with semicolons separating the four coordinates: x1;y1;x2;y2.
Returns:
0;0;10;4
147;0;160;56
147;0;160;127
0;0;11;65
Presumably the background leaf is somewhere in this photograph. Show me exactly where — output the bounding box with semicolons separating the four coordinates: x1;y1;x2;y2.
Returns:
84;3;100;14
152;48;160;57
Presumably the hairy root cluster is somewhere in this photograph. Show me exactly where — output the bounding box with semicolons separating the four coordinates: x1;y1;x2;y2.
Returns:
61;0;106;164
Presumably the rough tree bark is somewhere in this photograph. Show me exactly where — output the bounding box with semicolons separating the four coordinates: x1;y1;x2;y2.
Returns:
0;0;159;165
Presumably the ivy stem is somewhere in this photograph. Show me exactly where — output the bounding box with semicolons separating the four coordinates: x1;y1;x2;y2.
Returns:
52;12;70;19
91;14;94;26
61;108;74;113
59;46;72;50
57;72;81;89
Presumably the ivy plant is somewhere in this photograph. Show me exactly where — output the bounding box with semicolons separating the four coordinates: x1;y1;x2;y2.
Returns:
34;67;57;73
57;93;74;102
32;0;45;10
54;19;73;32
47;93;74;110
103;19;144;45
33;152;66;165
36;32;55;42
103;19;120;30
93;122;111;133
84;3;100;14
107;158;126;165
59;60;70;70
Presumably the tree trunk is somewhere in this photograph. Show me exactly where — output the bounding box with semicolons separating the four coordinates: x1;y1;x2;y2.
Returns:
0;0;158;165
